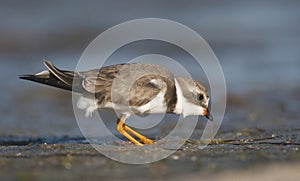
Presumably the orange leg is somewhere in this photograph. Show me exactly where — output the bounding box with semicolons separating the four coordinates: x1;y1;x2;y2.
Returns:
116;118;143;146
116;115;154;145
123;125;154;144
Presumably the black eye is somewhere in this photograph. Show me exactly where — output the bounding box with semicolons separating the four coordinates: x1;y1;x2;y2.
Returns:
198;94;204;101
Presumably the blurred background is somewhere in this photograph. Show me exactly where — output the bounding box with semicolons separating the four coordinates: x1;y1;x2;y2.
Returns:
1;0;299;149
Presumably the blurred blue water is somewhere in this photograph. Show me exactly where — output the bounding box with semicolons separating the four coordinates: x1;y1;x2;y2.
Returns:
0;0;299;136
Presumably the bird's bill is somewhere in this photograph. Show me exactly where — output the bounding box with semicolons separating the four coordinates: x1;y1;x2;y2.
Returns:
203;108;213;121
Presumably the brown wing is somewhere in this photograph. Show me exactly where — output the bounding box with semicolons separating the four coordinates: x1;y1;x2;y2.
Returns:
79;63;175;107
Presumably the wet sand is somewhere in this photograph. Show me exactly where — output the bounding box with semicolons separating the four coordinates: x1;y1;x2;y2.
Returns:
1;89;299;180
0;128;299;180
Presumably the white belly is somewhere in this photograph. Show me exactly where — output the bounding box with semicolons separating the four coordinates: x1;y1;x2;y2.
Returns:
77;90;167;117
134;91;167;114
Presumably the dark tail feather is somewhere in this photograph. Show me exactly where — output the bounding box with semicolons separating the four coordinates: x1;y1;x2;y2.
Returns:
19;61;84;93
19;74;73;91
43;61;73;86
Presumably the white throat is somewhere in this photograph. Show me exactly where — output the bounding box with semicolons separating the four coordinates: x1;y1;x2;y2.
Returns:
173;78;204;117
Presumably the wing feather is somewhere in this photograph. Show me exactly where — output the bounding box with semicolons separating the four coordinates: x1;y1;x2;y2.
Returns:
79;63;175;107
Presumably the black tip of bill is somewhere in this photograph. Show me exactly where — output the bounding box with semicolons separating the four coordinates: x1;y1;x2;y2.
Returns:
205;110;213;122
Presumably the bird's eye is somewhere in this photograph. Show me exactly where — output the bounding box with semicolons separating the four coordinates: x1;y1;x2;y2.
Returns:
198;94;204;101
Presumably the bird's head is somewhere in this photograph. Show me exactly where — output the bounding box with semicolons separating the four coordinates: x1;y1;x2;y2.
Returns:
174;77;213;121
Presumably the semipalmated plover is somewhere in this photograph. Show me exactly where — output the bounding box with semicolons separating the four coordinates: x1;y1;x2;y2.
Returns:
20;61;212;146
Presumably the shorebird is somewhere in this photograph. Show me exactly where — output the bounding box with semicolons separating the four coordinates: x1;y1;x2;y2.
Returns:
20;61;212;146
